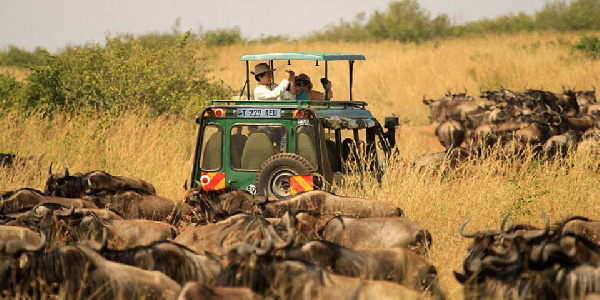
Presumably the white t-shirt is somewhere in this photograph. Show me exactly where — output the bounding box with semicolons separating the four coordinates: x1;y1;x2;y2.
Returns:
253;80;295;100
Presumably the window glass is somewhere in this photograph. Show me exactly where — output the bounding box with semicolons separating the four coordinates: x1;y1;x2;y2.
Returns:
296;125;317;168
234;124;287;170
199;124;222;171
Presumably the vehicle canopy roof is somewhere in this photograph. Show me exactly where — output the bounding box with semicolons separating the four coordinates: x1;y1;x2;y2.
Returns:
240;51;366;100
239;51;366;62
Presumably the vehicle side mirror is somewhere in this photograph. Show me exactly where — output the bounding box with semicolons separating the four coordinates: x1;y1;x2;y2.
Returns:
384;116;399;129
384;116;399;150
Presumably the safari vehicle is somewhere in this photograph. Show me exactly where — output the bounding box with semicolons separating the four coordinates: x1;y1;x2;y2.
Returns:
190;51;399;199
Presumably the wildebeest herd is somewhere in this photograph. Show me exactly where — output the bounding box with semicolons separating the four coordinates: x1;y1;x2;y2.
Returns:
417;86;600;170
2;165;600;298
1;165;443;299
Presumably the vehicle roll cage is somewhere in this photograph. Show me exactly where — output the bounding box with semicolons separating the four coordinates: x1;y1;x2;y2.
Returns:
239;51;366;101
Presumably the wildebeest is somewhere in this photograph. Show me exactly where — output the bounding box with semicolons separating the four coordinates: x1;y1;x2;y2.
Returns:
423;95;485;126
410;147;471;173
41;207;180;249
183;186;259;223
260;190;403;218
218;232;422;300
284;240;444;298
0;225;41;247
84;190;193;222
44;165;157;198
320;215;432;254
177;282;263;300
0;188;97;214
0;232;181;299
85;235;222;286
435;119;466;149
175;213;293;255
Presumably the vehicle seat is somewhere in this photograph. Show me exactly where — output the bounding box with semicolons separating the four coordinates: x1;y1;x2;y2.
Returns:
201;134;222;170
241;132;275;170
230;133;248;169
296;132;317;168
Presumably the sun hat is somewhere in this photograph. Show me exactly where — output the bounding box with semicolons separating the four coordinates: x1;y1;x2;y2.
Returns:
251;63;275;75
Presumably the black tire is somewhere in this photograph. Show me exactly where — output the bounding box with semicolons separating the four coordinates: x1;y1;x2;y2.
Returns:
255;153;316;199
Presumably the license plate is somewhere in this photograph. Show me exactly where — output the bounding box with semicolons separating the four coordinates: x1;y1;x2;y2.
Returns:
237;108;281;118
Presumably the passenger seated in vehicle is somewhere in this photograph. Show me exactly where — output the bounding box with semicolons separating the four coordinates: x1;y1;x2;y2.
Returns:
293;73;333;101
252;63;295;100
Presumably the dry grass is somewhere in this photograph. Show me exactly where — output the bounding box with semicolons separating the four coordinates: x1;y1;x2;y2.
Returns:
1;31;600;299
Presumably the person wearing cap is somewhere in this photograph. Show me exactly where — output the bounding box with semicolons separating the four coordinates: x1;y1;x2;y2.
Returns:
252;63;295;100
293;73;333;101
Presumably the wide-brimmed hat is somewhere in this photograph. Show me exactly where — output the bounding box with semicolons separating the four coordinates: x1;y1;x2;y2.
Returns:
251;63;275;75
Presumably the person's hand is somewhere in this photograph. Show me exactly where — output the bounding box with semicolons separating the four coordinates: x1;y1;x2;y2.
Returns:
283;70;294;81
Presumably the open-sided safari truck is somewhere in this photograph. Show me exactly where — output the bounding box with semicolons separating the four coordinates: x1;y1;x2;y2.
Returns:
190;51;399;199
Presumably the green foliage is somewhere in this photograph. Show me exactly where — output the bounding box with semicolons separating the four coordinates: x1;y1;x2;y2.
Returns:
7;31;231;117
504;178;549;217
0;73;22;110
201;27;244;46
0;45;50;67
572;34;600;59
307;0;600;43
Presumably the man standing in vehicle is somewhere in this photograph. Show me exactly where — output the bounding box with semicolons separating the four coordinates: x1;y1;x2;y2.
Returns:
252;63;295;100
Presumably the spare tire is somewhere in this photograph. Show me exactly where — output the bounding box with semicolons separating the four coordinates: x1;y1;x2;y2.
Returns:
255;153;316;199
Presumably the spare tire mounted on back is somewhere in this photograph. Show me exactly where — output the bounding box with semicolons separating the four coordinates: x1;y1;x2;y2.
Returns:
255;153;315;199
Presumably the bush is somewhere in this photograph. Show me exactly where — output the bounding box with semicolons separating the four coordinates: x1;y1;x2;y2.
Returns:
18;31;232;116
202;27;243;46
0;73;22;110
572;35;600;59
0;46;50;67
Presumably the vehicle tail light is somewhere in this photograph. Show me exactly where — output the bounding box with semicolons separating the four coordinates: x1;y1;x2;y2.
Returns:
292;109;313;118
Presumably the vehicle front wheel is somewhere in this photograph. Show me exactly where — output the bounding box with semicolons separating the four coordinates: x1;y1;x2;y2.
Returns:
255;153;316;200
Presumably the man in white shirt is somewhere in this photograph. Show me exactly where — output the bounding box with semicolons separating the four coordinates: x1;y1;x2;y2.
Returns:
252;63;295;100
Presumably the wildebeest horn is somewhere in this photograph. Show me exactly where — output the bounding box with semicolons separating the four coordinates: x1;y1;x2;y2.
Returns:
194;180;203;190
80;227;108;251
522;212;549;241
32;203;50;218
500;214;514;233
592;85;596;92
55;203;75;217
183;180;188;191
5;227;47;255
459;219;476;238
253;227;274;256
63;163;69;177
48;162;53;176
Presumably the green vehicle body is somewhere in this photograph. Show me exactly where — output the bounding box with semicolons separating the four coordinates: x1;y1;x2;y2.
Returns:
189;52;399;199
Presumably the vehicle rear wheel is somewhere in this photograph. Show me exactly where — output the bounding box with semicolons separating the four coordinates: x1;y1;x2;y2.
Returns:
255;153;316;200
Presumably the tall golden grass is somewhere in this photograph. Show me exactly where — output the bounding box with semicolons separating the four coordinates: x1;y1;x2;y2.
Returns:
1;32;600;299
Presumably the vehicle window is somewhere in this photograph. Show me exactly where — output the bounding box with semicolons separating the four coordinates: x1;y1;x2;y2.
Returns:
237;124;287;171
296;125;317;168
199;124;222;171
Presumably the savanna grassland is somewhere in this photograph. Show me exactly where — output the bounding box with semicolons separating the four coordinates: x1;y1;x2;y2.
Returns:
1;32;600;299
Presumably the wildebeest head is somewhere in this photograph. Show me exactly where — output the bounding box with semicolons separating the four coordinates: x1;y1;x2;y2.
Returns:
44;163;87;198
184;186;261;223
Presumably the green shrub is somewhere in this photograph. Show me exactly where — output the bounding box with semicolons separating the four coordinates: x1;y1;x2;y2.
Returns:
18;31;232;116
572;35;600;59
202;27;243;46
0;73;22;110
0;46;50;67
